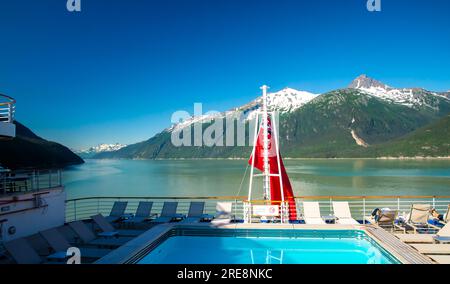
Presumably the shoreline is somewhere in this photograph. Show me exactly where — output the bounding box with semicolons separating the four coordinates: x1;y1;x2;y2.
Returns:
84;156;450;161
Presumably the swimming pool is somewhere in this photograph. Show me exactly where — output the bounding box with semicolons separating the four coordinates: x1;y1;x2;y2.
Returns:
135;229;400;264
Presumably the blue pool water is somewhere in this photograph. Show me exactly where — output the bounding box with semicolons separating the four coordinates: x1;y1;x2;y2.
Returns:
137;231;399;264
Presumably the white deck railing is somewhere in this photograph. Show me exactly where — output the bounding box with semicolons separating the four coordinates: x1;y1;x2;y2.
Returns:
0;94;15;123
64;195;450;223
0;169;63;196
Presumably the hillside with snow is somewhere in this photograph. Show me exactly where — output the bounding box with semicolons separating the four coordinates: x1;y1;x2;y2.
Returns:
170;87;318;132
76;143;127;158
93;75;450;159
169;75;449;134
349;74;450;110
257;87;317;112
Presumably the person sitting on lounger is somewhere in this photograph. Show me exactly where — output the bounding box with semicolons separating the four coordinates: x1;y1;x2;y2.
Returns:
431;208;444;222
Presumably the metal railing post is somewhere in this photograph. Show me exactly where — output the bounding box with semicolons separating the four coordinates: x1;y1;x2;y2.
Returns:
397;197;400;212
73;200;77;221
432;197;436;208
234;198;238;222
329;197;332;215
363;197;366;224
34;170;38;191
8;103;12;122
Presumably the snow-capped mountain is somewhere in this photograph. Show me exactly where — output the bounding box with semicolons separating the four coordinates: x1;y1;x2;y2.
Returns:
170;87;318;131
95;75;450;160
169;75;448;133
76;143;127;158
349;74;389;90
240;87;317;121
349;74;449;109
256;87;317;112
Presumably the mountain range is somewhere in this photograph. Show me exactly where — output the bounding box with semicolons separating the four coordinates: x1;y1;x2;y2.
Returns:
75;143;127;159
0;121;84;169
94;75;450;159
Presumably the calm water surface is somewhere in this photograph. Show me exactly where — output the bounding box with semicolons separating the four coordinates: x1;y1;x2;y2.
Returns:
63;159;450;199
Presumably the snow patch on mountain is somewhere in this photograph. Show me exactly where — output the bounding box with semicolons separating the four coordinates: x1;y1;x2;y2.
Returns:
169;112;223;132
77;143;127;155
349;74;449;108
239;87;317;120
170;87;318;131
261;87;317;112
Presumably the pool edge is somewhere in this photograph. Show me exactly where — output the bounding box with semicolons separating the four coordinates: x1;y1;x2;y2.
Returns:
95;223;432;264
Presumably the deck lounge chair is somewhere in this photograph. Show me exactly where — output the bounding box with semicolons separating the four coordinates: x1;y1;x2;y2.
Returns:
332;202;359;225
3;238;43;264
181;202;211;223
402;204;440;233
152;202;183;223
122;201;155;224
365;209;400;231
91;214;144;237
440;205;450;225
302;202;325;224
396;222;450;244
40;228;111;260
105;201;128;223
428;255;450;264
211;202;233;226
68;220;132;248
410;244;450;255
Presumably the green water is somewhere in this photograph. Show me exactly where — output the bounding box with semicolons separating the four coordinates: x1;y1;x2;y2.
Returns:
63;159;450;199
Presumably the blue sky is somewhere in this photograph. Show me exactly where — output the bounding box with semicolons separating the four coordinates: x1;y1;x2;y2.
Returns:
0;0;449;149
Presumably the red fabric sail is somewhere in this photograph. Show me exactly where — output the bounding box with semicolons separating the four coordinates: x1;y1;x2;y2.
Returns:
248;117;298;220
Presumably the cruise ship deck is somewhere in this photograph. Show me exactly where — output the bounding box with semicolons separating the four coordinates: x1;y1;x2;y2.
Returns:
2;188;450;264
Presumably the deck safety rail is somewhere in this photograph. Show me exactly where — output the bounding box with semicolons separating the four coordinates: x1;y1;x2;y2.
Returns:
65;196;247;223
0;94;15;123
0;169;62;196
65;195;450;223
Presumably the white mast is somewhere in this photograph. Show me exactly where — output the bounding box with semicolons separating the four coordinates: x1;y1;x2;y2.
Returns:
260;85;271;202
246;85;288;223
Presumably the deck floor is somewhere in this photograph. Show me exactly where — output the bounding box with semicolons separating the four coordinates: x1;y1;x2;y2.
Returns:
366;226;434;264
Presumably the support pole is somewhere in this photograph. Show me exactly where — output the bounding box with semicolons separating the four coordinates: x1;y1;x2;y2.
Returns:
261;85;270;202
246;108;260;223
271;111;285;222
247;114;259;202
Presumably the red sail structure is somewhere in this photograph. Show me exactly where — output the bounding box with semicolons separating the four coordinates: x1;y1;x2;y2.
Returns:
248;117;298;221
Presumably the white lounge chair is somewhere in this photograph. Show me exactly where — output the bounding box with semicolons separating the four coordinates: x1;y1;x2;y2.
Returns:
428;255;450;264
365;209;401;232
40;227;111;260
122;201;155;224
105;201;128;223
68;220;133;248
151;202;184;223
440;205;450;225
211;202;233;226
302;202;325;224
3;238;43;264
332;202;359;225
410;244;450;255
91;214;144;237
401;204;440;233
181;202;212;223
396;222;450;244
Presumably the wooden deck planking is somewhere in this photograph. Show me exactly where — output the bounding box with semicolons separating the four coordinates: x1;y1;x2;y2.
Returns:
366;226;434;264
